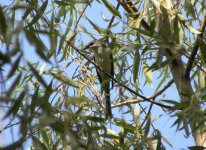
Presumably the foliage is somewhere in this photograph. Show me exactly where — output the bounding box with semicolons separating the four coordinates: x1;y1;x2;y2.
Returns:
0;0;206;149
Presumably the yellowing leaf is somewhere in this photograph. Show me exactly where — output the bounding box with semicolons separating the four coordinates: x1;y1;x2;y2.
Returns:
39;63;46;75
143;62;153;87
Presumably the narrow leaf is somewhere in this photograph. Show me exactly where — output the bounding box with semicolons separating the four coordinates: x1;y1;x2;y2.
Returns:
102;0;121;19
0;6;7;36
133;50;140;84
28;62;48;88
143;62;153;87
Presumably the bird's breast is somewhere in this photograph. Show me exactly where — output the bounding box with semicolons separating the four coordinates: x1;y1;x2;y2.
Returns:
95;49;112;78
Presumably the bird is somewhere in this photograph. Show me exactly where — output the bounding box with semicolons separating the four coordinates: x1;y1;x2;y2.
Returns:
83;39;114;119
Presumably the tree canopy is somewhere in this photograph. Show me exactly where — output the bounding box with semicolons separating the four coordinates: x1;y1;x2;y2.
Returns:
0;0;206;149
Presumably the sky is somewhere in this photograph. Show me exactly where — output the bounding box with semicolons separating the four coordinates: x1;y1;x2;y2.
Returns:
0;0;197;149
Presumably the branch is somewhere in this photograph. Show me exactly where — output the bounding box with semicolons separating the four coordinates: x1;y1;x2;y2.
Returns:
151;79;174;99
112;99;145;108
140;79;174;128
117;0;150;30
106;2;120;42
107;3;120;29
185;12;206;80
74;4;89;33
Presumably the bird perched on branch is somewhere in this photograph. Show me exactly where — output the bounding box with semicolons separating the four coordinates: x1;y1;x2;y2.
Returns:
83;40;114;119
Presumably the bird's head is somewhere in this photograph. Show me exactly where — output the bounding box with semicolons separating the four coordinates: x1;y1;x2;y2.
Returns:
83;40;102;51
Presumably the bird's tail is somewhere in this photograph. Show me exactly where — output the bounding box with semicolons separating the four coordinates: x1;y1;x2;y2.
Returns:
104;83;112;119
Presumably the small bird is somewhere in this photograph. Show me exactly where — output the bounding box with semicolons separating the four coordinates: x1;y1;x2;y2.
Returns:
83;40;114;119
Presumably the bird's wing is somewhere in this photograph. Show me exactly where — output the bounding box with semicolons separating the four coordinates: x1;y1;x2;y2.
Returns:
94;56;102;84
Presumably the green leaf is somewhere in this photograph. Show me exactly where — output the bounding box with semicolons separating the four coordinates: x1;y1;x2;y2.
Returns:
133;50;140;84
0;51;10;63
50;120;65;133
198;69;205;88
186;25;201;34
185;1;196;19
102;0;122;19
154;74;168;93
41;129;50;148
55;0;89;4
33;136;48;150
115;119;135;133
87;116;105;123
178;14;201;34
28;62;48;88
200;40;206;65
149;19;156;36
85;16;101;33
0;6;7;37
133;104;140;124
143;62;153;87
67;0;90;4
182;115;189;137
51;72;79;88
144;116;151;137
156;41;179;49
26;0;48;28
160;99;178;106
6;73;22;97
4;91;25;119
65;96;94;105
25;27;50;63
54;0;70;6
148;55;176;71
101;133;119;139
7;54;21;78
161;135;173;148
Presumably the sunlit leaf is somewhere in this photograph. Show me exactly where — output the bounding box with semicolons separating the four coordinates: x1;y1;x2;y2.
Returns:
102;0;122;19
65;96;94;105
51;72;79;88
143;62;153;87
28;62;48;88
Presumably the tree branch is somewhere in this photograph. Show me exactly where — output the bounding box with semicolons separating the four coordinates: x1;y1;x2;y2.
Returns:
184;12;206;80
140;79;174;128
151;79;174;99
117;0;150;30
112;99;145;108
105;2;120;43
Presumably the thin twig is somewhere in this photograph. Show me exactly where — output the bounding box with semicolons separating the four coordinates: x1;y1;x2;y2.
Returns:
74;3;89;33
151;79;174;99
112;99;145;108
117;0;150;30
106;2;120;42
140;79;174;128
